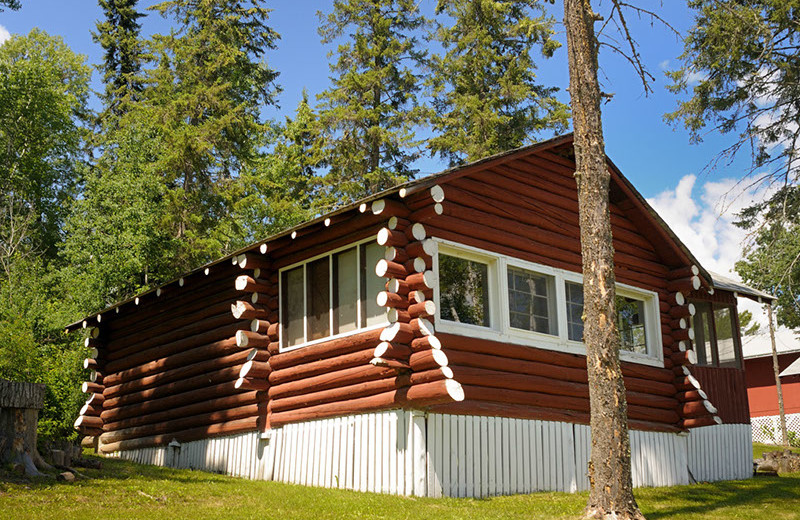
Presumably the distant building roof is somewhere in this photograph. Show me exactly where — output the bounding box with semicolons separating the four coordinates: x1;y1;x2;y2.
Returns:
709;271;775;303
780;356;800;378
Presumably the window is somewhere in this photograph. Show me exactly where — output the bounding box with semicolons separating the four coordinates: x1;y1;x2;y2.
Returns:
280;240;386;349
439;254;490;327
565;282;584;342
508;267;557;335
690;302;742;368
434;240;663;366
563;282;649;353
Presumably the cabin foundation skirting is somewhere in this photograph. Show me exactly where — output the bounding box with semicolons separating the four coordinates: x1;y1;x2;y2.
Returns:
107;412;752;495
750;413;800;445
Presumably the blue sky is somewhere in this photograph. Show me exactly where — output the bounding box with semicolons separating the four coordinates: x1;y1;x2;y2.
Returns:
3;1;791;346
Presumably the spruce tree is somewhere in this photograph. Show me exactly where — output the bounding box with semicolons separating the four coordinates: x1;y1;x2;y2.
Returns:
428;0;569;165
93;0;145;116
317;0;428;203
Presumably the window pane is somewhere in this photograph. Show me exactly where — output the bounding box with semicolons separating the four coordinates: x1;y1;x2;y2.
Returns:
306;257;330;341
334;247;358;334
440;254;490;327
361;242;386;327
566;282;584;341
691;302;715;366
714;305;740;368
616;296;647;354
281;266;304;347
507;267;556;335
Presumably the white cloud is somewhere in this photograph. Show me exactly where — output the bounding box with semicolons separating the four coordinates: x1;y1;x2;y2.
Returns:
0;24;10;45
647;174;798;354
659;59;670;71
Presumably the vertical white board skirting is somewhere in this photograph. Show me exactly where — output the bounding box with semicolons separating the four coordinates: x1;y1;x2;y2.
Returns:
109;413;752;496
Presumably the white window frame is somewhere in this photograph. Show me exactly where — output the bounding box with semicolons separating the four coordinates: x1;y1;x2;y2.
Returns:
433;238;664;367
278;237;388;353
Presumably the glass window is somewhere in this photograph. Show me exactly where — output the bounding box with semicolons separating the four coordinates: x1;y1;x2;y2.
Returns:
281;266;304;347
361;242;386;327
692;302;716;366
507;267;556;335
333;247;358;334
440;254;490;327
280;240;387;348
565;282;584;342
616;296;647;354
306;257;330;340
714;306;740;368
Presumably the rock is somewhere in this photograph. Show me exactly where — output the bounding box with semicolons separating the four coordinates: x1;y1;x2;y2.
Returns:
760;450;800;474
57;471;75;482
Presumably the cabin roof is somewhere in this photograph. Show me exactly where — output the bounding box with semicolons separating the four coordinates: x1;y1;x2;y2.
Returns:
709;271;775;303
780;356;800;377
65;133;771;332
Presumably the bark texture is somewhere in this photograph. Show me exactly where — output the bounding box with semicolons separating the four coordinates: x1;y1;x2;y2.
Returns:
0;379;48;476
768;304;788;446
563;1;644;518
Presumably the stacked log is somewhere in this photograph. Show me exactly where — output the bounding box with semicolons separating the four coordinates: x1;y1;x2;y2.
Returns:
374;192;464;409
93;262;258;453
231;255;276;430
74;327;105;440
661;270;722;429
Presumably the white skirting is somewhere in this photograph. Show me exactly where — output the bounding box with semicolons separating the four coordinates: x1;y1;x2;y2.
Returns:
109;412;752;495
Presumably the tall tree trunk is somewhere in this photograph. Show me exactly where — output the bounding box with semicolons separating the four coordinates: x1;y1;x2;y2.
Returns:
767;304;788;447
563;1;644;518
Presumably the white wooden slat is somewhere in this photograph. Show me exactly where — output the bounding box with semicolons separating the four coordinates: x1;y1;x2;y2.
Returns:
345;416;354;490
510;419;519;494
412;412;427;496
487;415;496;496
502;417;511;495
465;416;474;497
479;416;489;498
390;412;400;496
449;415;459;497
472;416;481;497
522;419;531;493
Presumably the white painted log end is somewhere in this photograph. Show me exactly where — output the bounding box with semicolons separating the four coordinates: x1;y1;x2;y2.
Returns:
235;330;249;347
359;203;367;213
179;277;185;287
675;292;685;306
376;292;389;307
688;328;695;341
409;290;426;303
259;243;268;254
96;314;102;323
134;297;140;305
432;349;449;367
250;292;259;304
430;185;445;203
387;216;399;230
428;335;442;350
232;256;239;265
416;318;435;336
372;199;387;215
691;276;701;291
422;270;437;289
240;360;255;378
156;288;162;297
235;275;249;291
690;265;699;276
82;320;88;329
291;231;297;239
434;202;443;215
82;358;91;369
89;347;99;358
80;382;90;393
686;349;698;365
703;400;718;414
374;342;391;358
678;340;687;352
115;307;120;314
376;227;390;246
246;348;260;362
445;379;464;402
687;303;696;316
231;302;245;320
91;327;100;338
678;318;687;329
410;222;426;241
89;371;98;383
687;374;701;390
386;308;400;323
713;416;723;425
234;378;246;390
412;257;426;273
708;287;715;295
440;366;453;379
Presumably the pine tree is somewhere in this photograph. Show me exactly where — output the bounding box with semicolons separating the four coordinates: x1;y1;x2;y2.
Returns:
428;0;569;165
317;0;428;203
93;0;145;116
135;0;281;269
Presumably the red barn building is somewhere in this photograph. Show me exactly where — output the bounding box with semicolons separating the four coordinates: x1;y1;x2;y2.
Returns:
68;135;764;495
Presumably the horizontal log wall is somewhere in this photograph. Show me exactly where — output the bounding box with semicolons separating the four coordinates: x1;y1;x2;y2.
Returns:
692;366;750;424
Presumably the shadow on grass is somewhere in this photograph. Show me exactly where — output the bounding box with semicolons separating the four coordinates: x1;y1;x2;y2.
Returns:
642;475;800;519
1;455;236;490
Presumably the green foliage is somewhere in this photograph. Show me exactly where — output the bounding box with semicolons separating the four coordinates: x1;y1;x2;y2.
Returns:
0;29;91;260
316;0;428;203
93;0;145;117
738;309;761;336
668;0;800;182
0;0;21;11
427;0;569;165
735;186;800;331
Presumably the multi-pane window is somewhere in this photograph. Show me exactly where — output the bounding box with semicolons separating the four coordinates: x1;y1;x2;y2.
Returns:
565;282;584;342
507;267;557;335
280;241;385;348
691;302;742;368
564;282;649;353
439;254;490;327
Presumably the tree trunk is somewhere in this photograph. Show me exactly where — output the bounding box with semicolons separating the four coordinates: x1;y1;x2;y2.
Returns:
563;1;644;518
767;304;788;447
0;379;50;476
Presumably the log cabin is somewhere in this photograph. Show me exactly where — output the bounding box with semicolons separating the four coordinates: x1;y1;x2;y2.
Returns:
67;134;769;496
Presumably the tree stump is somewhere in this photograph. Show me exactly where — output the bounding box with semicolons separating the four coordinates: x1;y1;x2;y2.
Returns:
0;378;49;476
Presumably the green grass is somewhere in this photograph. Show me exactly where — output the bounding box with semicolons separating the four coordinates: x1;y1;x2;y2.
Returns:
753;442;800;459
1;456;799;520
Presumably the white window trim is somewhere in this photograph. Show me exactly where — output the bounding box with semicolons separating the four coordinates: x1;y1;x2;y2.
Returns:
433;238;664;368
278;236;389;353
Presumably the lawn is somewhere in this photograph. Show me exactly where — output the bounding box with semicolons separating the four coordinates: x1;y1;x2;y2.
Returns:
753;442;800;459
1;455;799;520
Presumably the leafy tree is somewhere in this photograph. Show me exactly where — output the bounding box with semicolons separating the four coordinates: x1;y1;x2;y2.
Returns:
669;0;800;336
316;0;427;203
0;0;21;11
93;0;146;117
0;30;91;441
735;187;800;331
132;0;281;270
738;309;761;336
427;0;569;165
0;29;91;268
668;0;800;184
